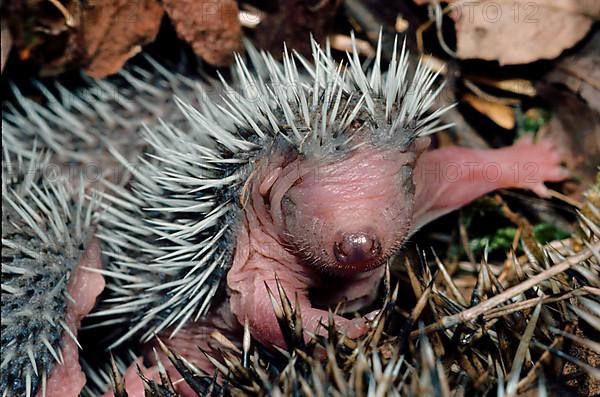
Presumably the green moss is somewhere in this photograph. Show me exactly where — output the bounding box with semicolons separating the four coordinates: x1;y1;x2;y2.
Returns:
469;223;569;255
516;107;551;136
469;227;516;254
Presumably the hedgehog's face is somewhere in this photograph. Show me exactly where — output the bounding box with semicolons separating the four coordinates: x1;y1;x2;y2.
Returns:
277;144;421;275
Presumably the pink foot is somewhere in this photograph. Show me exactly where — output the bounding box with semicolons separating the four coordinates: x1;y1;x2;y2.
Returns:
412;134;571;229
508;134;570;197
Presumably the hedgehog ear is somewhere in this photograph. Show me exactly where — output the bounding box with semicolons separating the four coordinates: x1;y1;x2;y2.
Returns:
415;137;431;157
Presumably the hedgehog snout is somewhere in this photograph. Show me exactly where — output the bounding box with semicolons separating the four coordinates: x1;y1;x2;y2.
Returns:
333;232;382;269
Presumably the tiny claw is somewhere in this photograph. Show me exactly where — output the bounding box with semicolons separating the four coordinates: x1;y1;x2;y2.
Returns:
504;135;569;196
531;183;550;198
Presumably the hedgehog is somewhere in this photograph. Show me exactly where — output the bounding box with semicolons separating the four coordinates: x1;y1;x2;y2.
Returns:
1;145;104;397
1;33;569;396
1;53;209;397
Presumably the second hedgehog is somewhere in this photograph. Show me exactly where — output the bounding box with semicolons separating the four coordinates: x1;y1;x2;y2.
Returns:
94;35;568;394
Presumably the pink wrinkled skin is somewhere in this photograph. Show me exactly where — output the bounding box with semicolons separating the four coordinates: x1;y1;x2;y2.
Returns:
113;135;567;396
228;144;415;348
280;147;417;274
38;239;105;397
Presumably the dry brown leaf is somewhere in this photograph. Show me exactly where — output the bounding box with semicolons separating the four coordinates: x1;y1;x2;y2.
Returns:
414;0;596;63
415;0;600;17
163;0;242;67
82;0;164;78
414;0;597;64
463;92;516;129
447;0;593;64
451;0;592;64
543;0;600;19
11;0;165;77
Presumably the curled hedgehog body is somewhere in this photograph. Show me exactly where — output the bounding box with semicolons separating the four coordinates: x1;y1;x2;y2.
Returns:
1;147;102;396
2;53;209;397
90;34;567;394
1;33;569;396
92;34;454;345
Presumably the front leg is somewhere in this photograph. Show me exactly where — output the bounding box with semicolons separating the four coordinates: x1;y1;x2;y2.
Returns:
412;135;569;230
228;269;366;348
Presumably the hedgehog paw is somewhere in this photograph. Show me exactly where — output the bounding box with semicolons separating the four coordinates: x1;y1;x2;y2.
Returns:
510;134;570;197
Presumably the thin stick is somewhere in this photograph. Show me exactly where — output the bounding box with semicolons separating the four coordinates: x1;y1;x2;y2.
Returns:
483;286;599;321
410;243;598;337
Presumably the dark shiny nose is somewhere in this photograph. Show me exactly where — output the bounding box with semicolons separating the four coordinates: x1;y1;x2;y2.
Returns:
333;232;382;267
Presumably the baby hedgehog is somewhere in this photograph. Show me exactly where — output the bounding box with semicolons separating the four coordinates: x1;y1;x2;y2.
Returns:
90;34;568;395
1;146;103;397
1;53;207;397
